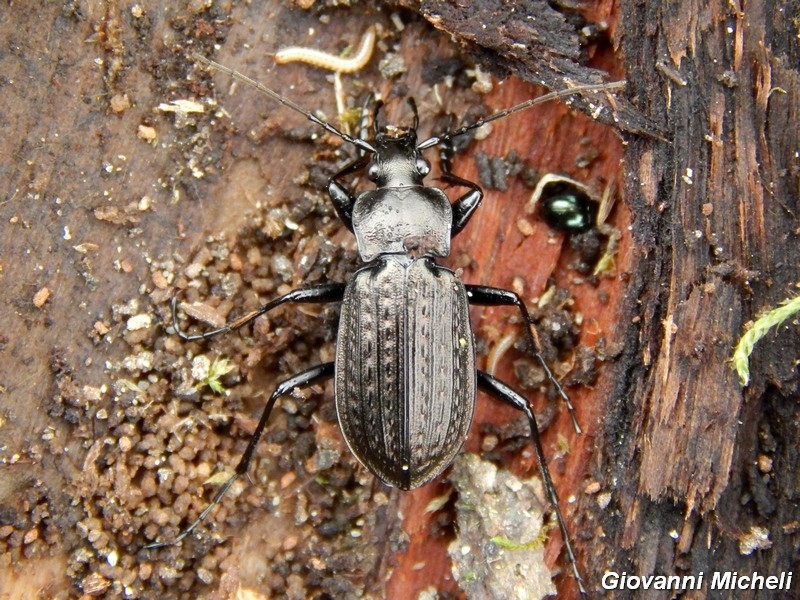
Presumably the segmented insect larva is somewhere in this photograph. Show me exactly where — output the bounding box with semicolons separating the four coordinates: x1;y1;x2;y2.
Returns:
486;329;520;377
274;27;376;73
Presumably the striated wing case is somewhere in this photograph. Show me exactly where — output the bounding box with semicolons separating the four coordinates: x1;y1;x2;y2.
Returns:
335;256;476;489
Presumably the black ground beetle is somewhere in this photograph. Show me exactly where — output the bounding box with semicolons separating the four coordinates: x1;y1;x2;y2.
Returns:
149;53;625;594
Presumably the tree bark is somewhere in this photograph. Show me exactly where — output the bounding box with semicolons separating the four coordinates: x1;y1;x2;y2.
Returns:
602;0;800;595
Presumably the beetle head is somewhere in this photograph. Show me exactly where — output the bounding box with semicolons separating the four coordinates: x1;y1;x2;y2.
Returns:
361;97;429;187
366;129;431;188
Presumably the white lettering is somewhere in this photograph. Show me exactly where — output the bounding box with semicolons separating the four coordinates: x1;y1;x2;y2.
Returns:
656;575;681;590
601;571;619;590
641;575;658;590
600;570;792;592
697;573;705;588
712;571;733;589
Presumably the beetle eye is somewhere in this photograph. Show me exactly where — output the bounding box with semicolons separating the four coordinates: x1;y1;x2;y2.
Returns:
367;162;380;181
415;158;431;176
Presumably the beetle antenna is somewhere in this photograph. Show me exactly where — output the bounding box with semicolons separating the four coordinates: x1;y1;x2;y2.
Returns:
417;80;626;150
193;53;377;154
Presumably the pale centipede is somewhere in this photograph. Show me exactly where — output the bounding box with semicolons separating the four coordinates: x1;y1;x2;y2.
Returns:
274;26;376;73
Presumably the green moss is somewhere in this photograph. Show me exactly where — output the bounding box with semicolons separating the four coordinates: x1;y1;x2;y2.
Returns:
732;295;800;386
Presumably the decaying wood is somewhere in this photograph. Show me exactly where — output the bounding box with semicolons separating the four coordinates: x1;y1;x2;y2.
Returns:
417;0;661;138
0;0;796;599
603;0;799;592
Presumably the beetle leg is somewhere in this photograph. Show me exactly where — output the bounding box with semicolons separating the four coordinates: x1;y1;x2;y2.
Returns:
466;285;581;433
476;370;587;596
328;154;370;232
145;362;336;549
172;283;346;342
439;133;483;236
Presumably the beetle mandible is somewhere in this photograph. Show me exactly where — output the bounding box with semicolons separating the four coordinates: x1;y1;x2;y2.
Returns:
149;52;625;594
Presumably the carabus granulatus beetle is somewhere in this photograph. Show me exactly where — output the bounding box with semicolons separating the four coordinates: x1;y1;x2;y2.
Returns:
147;51;625;595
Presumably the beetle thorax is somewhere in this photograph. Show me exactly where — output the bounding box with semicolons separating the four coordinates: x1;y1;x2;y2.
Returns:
351;185;453;261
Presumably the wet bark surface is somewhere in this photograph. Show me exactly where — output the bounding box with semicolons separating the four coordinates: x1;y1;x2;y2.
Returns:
0;1;797;599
